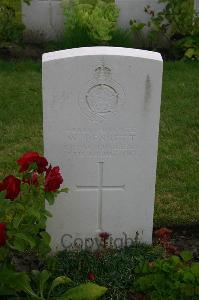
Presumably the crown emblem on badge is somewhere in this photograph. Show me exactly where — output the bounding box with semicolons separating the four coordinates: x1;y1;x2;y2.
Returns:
95;65;111;80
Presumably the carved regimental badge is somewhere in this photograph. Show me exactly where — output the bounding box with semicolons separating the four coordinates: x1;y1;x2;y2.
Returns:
79;65;125;122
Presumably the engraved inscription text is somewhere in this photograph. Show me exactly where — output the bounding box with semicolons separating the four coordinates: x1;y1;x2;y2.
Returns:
64;128;135;157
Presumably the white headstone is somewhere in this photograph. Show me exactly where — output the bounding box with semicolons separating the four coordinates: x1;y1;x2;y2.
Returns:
22;0;164;40
22;0;64;40
195;0;199;11
43;47;163;251
116;0;164;28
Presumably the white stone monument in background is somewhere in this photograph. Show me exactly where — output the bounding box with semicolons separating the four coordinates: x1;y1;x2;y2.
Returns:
43;47;163;251
22;0;164;40
115;0;163;28
22;0;64;40
195;0;199;10
22;0;199;41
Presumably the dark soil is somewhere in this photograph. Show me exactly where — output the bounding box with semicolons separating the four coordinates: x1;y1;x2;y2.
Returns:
153;225;199;258
10;251;44;273
0;44;43;60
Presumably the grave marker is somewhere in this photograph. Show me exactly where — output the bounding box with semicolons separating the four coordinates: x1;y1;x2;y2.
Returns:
42;47;163;251
22;0;64;40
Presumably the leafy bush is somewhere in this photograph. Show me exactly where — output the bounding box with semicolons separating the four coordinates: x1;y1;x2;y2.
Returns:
133;228;199;299
62;0;120;47
144;0;199;59
133;251;199;299
0;0;30;46
0;151;107;299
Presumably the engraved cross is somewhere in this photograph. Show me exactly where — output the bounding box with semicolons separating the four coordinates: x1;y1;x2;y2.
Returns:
76;162;125;231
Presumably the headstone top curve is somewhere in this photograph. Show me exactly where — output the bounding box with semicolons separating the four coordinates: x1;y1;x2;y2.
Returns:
42;47;163;63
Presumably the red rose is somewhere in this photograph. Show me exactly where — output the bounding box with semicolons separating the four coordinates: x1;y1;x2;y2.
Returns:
164;242;180;256
0;175;21;200
17;151;48;173
99;232;110;241
0;223;7;246
45;166;63;192
23;171;39;186
88;272;96;281
154;227;172;241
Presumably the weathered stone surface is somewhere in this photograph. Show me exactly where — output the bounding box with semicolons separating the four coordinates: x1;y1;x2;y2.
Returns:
42;47;163;251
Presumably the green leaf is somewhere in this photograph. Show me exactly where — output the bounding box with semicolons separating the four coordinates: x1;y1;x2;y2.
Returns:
48;276;73;298
20;183;31;193
191;262;199;274
31;270;40;283
58;283;107;300
185;48;195;58
45;192;56;205
28;208;41;221
38;242;51;256
12;214;24;229
44;209;53;218
15;233;36;249
0;247;9;261
39;270;51;298
60;188;69;193
130;20;145;32
180;250;193;262
0;197;11;207
10;239;26;251
13;203;25;211
40;231;51;245
16;273;39;299
0;270;37;299
183;271;195;283
170;255;181;265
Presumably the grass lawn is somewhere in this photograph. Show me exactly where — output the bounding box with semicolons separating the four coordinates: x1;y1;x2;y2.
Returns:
54;244;163;299
0;59;198;227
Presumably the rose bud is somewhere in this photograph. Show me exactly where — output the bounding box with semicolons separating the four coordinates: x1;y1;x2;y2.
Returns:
88;272;96;281
99;232;110;241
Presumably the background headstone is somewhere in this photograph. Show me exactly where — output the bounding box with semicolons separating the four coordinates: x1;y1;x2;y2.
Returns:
43;47;163;251
22;0;64;40
22;0;164;40
115;0;164;28
22;0;198;40
195;0;199;10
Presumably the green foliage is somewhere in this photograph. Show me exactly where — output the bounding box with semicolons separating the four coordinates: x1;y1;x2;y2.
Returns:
133;251;199;299
175;35;199;59
0;0;30;45
59;283;107;300
62;0;119;47
0;265;34;297
129;19;146;49
145;0;199;59
0;152;106;299
55;244;163;299
0;60;198;226
0;152;70;297
0;182;52;256
0;268;107;299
